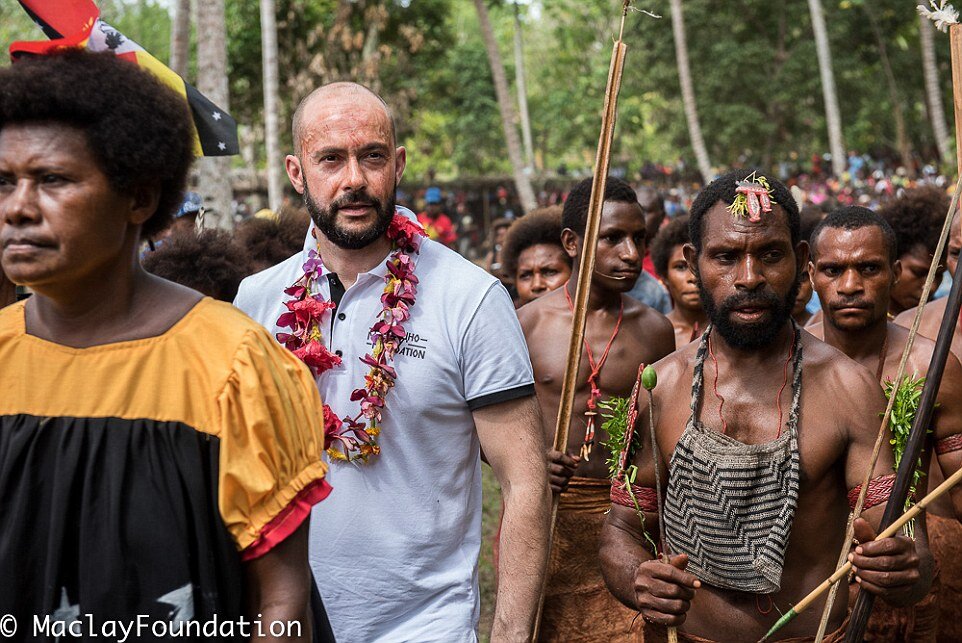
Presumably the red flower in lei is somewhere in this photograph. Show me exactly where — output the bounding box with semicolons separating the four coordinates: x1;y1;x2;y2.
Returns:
277;213;425;464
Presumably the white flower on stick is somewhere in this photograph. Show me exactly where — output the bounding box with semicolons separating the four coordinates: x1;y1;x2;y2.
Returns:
918;1;960;33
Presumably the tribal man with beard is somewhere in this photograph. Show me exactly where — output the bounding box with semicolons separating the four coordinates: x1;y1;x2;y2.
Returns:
600;170;933;643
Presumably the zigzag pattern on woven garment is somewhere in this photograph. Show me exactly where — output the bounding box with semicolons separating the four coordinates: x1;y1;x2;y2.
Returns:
664;429;799;594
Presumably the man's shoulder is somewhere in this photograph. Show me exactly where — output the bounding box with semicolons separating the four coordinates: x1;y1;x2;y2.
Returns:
237;252;304;295
800;329;880;397
896;298;946;333
418;239;498;292
623;295;673;331
517;288;567;328
653;339;697;378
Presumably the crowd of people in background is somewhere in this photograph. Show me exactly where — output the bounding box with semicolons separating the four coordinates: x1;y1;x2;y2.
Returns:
120;149;957;323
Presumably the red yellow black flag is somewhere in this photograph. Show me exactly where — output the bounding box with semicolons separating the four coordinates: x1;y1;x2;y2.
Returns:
10;0;239;157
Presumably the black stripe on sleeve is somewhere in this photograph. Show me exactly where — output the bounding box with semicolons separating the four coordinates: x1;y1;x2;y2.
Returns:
467;384;535;411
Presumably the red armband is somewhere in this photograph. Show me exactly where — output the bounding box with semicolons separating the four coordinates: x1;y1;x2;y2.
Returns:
847;474;896;511
936;434;962;455
610;480;659;512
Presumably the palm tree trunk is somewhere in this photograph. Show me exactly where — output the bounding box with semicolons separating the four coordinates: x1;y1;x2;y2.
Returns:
669;0;712;183
196;0;233;229
168;0;191;78
473;0;537;214
513;1;535;171
807;0;846;177
920;15;952;165
865;7;914;176
260;0;284;213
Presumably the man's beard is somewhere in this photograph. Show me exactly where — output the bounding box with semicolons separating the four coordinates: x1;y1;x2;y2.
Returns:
304;184;395;250
700;279;800;350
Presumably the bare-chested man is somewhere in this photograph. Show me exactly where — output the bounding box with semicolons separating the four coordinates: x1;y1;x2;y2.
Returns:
650;215;706;348
600;171;932;643
518;176;675;641
808;205;962;641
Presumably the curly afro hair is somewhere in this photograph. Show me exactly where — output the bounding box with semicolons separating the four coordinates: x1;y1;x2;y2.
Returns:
235;210;310;272
143;229;252;302
810;206;898;264
501;206;569;278
650;216;691;280
688;169;799;255
562;176;639;236
878;186;949;262
0;49;194;239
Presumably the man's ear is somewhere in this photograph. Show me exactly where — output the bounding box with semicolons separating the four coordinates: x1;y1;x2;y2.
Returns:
394;146;407;185
892;259;902;285
683;242;698;277
285;154;305;194
795;240;810;279
561;228;580;260
129;181;161;226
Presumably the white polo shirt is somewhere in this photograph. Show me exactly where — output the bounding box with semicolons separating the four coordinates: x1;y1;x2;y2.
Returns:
234;212;535;642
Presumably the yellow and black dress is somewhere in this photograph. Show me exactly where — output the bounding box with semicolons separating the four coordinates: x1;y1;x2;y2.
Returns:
0;298;331;640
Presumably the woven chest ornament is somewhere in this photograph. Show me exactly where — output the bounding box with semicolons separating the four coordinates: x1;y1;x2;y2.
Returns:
728;172;774;222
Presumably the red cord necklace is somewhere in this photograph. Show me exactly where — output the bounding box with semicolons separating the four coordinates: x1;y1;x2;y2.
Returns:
564;285;624;460
707;330;795;438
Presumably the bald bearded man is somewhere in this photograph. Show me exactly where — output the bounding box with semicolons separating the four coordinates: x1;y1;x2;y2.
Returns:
234;83;551;642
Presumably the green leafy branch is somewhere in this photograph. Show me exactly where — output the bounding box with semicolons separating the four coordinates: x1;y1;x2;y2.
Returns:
600;396;658;553
883;374;929;539
600;396;638;480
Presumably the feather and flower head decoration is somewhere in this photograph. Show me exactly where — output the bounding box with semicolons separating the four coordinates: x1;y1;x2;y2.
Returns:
728;171;774;222
918;1;959;33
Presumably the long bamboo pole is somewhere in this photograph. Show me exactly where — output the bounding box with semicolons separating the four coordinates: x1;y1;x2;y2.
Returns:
531;7;629;640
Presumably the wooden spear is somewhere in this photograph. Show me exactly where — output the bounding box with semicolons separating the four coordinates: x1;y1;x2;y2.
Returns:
843;16;962;643
531;3;630;639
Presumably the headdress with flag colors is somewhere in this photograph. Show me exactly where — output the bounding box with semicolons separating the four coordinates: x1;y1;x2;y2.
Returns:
10;0;238;158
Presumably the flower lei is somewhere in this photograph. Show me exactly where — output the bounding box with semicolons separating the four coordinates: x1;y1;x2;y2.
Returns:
277;213;425;463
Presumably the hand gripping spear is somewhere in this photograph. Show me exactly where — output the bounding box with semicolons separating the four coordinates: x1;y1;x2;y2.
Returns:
531;3;631;639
